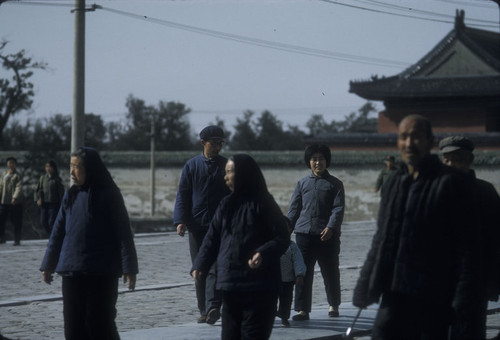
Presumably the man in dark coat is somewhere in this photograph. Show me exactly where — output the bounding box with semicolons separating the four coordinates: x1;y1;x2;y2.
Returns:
352;115;478;340
173;125;231;324
439;136;500;340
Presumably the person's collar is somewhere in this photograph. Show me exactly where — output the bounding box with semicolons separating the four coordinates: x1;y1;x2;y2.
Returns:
309;169;329;178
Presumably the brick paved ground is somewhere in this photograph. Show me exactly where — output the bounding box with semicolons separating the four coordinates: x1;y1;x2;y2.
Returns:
1;221;498;340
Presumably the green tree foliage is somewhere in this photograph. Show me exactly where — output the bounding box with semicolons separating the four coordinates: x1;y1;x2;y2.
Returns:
230;110;306;151
84;113;106;150
231;110;258;150
0;41;46;146
306;101;377;135
113;95;194;151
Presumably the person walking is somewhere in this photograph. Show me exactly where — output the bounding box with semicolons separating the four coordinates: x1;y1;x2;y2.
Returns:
352;115;478;340
439;136;500;340
35;160;65;235
0;157;24;246
288;144;345;321
40;147;138;340
191;154;289;340
374;155;397;194
174;125;230;324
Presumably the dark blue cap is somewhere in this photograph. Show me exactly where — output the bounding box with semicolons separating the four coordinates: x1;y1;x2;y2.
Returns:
199;125;224;140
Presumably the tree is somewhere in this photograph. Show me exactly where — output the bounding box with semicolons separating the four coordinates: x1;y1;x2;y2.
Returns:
306;101;378;136
230;110;258;150
230;110;306;150
84;113;106;150
338;102;377;133
116;95;194;151
0;41;46;146
155;100;193;150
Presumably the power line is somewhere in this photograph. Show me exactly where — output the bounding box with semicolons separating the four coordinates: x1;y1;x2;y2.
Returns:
434;0;495;8
317;0;498;29
94;5;410;68
357;0;497;24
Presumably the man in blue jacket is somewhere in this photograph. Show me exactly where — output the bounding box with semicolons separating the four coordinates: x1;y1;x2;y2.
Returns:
174;125;230;324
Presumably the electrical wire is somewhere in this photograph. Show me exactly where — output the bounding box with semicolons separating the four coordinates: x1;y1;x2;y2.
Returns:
434;0;495;9
96;5;411;68
317;0;498;29
356;0;497;24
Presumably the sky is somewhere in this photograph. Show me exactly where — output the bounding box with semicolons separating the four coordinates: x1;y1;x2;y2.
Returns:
0;0;498;137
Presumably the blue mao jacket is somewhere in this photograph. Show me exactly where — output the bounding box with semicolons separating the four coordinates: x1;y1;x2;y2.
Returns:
40;186;138;276
287;170;345;235
173;153;230;231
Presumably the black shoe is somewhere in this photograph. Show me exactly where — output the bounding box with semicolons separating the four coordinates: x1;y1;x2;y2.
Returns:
206;308;220;325
197;315;207;323
292;312;309;321
328;306;339;317
281;318;290;327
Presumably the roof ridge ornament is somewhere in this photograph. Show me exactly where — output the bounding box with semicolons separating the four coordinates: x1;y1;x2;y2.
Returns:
455;9;465;30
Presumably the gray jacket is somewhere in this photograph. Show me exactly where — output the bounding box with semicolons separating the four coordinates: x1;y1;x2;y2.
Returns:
287;170;344;235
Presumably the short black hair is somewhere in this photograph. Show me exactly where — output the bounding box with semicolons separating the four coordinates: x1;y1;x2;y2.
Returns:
304;144;331;168
6;157;17;164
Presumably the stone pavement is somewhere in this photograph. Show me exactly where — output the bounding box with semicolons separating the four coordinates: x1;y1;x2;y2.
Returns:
0;221;499;340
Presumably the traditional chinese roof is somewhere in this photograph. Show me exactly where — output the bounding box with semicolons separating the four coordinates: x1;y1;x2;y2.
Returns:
349;10;500;100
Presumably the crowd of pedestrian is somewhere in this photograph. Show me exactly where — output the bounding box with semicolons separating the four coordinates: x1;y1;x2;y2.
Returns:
0;114;498;340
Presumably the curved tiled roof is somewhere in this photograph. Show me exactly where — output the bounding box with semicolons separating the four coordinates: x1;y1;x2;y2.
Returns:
350;10;500;100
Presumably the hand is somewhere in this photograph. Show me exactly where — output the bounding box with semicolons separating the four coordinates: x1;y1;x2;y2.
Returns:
42;271;53;285
320;227;333;242
11;198;16;205
192;270;203;282
177;224;187;237
36;199;42;207
123;273;136;291
248;252;262;269
295;275;304;286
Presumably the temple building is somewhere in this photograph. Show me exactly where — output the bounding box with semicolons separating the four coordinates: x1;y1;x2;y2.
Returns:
349;10;500;135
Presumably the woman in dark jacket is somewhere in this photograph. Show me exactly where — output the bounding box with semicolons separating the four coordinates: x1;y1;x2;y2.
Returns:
40;147;138;340
192;154;289;340
35;160;65;235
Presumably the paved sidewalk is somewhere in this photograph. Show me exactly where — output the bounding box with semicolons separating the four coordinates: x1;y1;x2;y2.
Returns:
1;221;499;340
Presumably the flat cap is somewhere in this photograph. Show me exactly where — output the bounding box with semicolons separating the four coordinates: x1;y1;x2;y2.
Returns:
199;125;224;140
439;136;474;153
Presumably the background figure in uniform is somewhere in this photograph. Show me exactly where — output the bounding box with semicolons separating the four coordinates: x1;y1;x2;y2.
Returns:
174;125;230;324
439;136;500;340
40;147;138;340
35;160;65;235
276;224;306;327
288;144;345;321
374;155;396;194
0;157;24;246
191;154;289;340
353;115;478;340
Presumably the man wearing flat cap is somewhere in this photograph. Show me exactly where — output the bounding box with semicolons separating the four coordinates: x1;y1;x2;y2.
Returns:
439;136;500;340
174;125;230;324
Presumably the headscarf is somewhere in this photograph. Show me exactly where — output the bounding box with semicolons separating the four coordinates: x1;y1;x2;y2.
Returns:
230;154;269;199
66;147;120;217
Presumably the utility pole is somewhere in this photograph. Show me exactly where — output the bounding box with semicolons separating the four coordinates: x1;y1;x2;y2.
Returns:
150;113;156;216
71;0;85;152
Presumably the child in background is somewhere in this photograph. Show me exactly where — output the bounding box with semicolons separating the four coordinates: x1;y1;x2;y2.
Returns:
277;226;306;327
